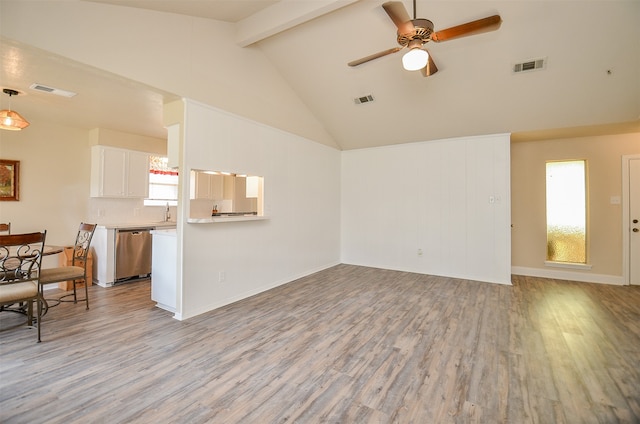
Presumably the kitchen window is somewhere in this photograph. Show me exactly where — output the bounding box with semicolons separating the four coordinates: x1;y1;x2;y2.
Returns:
144;156;178;206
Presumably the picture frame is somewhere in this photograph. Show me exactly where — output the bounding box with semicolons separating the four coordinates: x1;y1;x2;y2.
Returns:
0;159;20;201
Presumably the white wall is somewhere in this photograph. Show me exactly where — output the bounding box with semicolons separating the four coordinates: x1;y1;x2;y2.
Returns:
177;100;341;319
511;133;640;284
341;134;511;285
0;118;91;250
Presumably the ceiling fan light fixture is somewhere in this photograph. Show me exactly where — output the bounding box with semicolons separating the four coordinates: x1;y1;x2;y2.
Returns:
402;48;428;71
0;89;30;131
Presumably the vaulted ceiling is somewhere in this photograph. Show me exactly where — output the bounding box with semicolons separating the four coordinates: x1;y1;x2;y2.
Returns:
1;0;639;150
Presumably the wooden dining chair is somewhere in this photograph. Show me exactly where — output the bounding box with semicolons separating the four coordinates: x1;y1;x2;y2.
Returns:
39;223;96;310
0;231;47;342
0;222;10;235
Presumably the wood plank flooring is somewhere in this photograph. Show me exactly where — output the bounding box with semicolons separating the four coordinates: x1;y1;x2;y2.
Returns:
1;265;639;423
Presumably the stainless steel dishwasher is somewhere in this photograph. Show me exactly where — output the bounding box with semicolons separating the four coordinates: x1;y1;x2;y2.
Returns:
114;228;152;283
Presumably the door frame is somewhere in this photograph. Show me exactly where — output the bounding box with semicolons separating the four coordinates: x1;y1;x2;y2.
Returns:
622;154;640;285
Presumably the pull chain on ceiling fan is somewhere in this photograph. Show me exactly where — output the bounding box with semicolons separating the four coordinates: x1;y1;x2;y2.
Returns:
348;0;502;77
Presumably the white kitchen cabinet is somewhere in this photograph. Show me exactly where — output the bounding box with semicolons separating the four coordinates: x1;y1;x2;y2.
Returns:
189;171;223;200
90;145;150;198
232;176;255;212
126;150;150;197
92;226;116;287
151;229;177;312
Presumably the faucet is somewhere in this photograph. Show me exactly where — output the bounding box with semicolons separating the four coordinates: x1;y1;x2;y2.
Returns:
164;203;171;222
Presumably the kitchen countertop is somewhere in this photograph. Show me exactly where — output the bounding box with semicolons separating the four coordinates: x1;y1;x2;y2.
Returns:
97;222;177;230
151;228;177;236
187;216;269;224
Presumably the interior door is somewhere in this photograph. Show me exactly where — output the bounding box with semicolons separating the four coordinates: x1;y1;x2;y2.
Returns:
630;158;640;285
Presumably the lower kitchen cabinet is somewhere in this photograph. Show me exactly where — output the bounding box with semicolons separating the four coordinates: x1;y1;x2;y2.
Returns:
151;229;177;312
92;227;117;287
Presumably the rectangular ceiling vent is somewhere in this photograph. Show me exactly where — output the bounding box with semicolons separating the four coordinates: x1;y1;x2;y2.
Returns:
29;83;77;98
354;94;374;105
513;57;546;74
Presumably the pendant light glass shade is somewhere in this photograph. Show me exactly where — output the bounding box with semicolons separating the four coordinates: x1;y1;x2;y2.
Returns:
0;109;30;131
402;48;429;71
0;88;30;131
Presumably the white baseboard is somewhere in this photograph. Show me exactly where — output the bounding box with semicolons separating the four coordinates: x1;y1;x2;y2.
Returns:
511;266;624;285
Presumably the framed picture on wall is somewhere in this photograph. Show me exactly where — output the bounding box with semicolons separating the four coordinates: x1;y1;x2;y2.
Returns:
0;159;20;201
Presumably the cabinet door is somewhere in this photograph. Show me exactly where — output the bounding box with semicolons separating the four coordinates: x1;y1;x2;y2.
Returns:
126;151;150;197
151;232;177;310
191;171;212;199
223;175;235;200
190;172;224;200
91;146;149;198
101;148;127;196
233;176;255;212
210;175;224;200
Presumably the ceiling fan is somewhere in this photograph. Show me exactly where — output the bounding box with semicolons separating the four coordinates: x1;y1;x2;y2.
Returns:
348;0;502;77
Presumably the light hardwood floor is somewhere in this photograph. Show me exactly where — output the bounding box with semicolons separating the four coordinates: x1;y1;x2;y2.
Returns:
1;264;639;423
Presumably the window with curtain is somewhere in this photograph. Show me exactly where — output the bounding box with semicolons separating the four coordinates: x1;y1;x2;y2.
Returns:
546;160;587;263
144;156;178;206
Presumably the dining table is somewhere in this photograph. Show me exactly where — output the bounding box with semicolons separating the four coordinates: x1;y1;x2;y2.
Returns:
0;244;63;257
43;245;64;256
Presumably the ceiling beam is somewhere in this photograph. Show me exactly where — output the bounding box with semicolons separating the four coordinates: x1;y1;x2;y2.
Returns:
236;0;359;47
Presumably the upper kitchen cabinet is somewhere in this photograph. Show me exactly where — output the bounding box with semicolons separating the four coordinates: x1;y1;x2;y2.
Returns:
90;145;150;198
189;170;224;200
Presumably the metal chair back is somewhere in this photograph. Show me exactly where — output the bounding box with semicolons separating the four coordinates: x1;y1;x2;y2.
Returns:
0;231;47;342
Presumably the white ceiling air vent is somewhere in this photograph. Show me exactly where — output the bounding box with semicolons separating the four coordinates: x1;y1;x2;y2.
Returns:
29;83;77;98
354;94;374;105
513;57;546;74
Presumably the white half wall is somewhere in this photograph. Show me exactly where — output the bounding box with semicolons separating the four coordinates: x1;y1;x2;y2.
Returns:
341;134;512;285
177;99;341;319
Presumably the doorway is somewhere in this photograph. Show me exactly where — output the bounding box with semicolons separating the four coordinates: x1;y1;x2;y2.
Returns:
623;154;640;285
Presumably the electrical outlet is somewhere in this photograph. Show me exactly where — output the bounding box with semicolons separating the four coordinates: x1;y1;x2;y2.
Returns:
219;271;226;283
417;248;423;256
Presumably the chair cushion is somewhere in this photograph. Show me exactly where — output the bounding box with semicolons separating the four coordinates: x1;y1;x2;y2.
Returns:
39;266;86;284
0;281;38;303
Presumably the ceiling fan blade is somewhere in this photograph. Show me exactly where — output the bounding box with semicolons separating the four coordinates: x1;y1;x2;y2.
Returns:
430;15;502;42
382;1;415;35
421;52;438;77
348;47;403;67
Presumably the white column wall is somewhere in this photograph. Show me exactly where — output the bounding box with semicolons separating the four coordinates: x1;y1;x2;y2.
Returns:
177;100;341;319
341;134;511;285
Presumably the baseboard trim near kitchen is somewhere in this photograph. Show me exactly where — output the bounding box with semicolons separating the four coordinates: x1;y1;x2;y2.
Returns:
511;266;624;285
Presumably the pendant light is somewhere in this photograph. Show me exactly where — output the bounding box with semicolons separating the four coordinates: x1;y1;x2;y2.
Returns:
0;89;30;131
